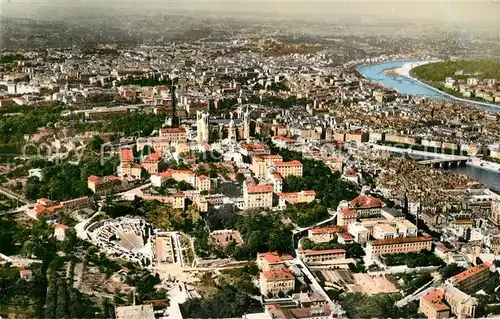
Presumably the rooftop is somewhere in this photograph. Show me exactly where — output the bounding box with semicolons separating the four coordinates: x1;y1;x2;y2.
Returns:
422;288;450;312
247;184;274;193
121;148;134;162
261;268;294;281
258;252;292;264
368;236;432;246
274;160;303;167
453;263;491;283
310;226;346;234
144;152;161;163
159;126;186;133
349;195;383;209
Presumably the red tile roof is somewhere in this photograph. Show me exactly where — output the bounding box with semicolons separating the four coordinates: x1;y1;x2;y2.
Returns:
247;184;274;193
339;232;354;240
310;226;347;234
144;152;161;163
261;269;294;281
349;195;383;209
19;269;32;276
88;175;102;183
121;148;134;162
274;160;303;167
340;207;358;217
35;204;63;215
160;126;186;133
157;169;194;177
422;289;450;312
260;154;283;160
258;252;292;264
271;172;283;180
453;263;491;283
368;236;432;246
241;143;267;150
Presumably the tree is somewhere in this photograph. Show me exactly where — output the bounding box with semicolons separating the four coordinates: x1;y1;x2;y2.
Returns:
89;136;104;152
56;278;68;319
439;263;466;279
45;276;57;319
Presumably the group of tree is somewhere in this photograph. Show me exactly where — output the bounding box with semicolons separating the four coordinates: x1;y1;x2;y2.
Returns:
201;209;294;260
339;293;421;319
391;272;434;294
75;113;165;138
473;272;500;316
124;271;168;303
412;60;500;82
0;105;66;156
181;284;254;319
284;202;329;227
195;163;229;179
439;263;466;279
276;147;359;208
381;250;444;268
0;54;25;64
25;155;119;201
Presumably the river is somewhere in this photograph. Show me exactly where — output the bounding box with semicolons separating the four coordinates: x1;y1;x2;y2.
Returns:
356;60;500;192
356;60;500;113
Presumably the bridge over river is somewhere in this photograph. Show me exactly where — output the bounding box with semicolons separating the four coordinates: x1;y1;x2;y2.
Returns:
418;157;469;169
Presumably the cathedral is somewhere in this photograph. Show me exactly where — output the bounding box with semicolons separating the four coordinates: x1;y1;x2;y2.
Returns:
196;107;250;143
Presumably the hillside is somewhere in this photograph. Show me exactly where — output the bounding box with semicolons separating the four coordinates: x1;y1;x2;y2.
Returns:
412;60;500;82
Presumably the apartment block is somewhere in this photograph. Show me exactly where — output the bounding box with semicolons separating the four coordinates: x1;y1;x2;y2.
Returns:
87;175;124;195
450;262;491;292
158;126;187;144
273;160;303;178
244;183;274;209
297;248;346;264
365;236;432;260
308;226;347;243
259;268;295;297
419;288;450;319
277;190;316;209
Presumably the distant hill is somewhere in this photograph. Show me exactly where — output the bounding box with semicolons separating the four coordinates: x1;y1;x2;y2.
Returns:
412;60;500;82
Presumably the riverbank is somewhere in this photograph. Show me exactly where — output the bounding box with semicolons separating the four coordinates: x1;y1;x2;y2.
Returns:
468;158;500;173
394;61;500;112
392;60;433;78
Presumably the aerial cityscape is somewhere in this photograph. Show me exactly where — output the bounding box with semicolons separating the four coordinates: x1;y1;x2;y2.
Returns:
0;1;499;319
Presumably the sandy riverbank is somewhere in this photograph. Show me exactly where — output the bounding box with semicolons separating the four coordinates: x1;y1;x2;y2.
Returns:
392;60;433;77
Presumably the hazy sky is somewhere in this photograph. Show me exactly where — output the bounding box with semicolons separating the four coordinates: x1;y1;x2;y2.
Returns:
2;0;500;27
